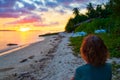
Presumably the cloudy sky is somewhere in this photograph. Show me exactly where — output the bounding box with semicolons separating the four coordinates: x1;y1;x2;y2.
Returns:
0;0;108;31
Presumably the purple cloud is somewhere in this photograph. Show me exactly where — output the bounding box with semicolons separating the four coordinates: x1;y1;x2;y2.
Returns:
0;0;108;18
0;8;32;18
0;8;22;18
34;22;59;27
6;15;42;24
0;12;21;18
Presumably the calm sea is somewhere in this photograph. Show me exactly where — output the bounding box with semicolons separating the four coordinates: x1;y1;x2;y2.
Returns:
0;31;46;51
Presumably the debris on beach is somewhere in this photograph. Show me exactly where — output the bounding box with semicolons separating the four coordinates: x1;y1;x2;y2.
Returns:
0;67;14;72
20;59;28;63
7;43;18;46
28;55;35;59
94;29;106;34
71;31;87;37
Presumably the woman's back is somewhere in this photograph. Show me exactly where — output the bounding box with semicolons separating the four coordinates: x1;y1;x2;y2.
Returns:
74;63;112;80
73;35;112;80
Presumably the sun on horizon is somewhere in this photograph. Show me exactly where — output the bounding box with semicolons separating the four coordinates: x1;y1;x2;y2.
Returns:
19;27;30;32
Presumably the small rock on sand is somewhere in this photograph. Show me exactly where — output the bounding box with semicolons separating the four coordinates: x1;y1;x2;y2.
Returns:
28;55;34;59
20;59;28;63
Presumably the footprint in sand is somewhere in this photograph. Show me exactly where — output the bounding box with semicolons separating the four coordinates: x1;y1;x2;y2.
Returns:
19;55;35;63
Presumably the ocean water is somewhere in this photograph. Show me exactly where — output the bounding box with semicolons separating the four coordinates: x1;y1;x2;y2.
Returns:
0;31;45;51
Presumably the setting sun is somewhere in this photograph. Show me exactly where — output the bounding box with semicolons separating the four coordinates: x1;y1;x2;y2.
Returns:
19;27;30;32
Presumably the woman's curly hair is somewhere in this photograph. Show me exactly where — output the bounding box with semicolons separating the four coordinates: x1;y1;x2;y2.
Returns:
80;34;109;66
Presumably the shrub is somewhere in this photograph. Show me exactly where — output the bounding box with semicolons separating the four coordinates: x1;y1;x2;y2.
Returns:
65;18;75;32
71;17;120;58
75;23;88;32
75;18;109;33
70;33;120;58
69;36;84;56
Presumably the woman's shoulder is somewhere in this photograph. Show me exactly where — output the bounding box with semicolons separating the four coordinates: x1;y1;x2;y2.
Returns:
103;63;112;69
76;63;111;71
75;64;93;76
105;63;111;66
76;64;90;72
104;63;112;70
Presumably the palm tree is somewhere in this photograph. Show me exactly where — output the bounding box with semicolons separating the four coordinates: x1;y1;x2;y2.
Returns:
73;8;79;16
86;3;96;18
87;3;94;13
112;0;120;18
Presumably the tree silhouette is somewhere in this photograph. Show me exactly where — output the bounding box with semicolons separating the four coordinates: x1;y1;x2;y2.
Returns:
73;8;79;16
96;5;102;17
112;0;120;18
65;18;74;32
86;3;96;18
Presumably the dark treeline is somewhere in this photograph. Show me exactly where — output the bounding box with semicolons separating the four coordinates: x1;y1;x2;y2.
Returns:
65;0;120;33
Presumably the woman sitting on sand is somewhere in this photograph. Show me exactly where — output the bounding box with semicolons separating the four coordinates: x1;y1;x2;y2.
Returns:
72;34;112;80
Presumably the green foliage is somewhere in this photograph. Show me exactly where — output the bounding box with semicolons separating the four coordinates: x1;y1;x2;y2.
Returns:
69;36;84;56
65;18;75;32
75;18;110;33
86;3;96;18
112;19;120;36
86;3;112;18
112;62;120;72
71;17;120;58
65;2;113;32
70;33;120;58
97;34;120;58
65;9;88;32
75;23;88;32
73;8;79;16
111;0;120;18
74;14;88;25
67;0;120;58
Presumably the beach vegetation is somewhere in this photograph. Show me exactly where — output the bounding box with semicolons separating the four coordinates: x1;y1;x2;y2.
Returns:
65;8;88;33
66;0;120;79
75;18;109;33
65;1;113;33
69;0;120;58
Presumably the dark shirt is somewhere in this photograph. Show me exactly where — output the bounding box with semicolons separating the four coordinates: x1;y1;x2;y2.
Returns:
74;63;112;80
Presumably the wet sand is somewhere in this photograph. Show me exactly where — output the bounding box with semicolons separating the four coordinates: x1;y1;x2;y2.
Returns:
0;34;62;79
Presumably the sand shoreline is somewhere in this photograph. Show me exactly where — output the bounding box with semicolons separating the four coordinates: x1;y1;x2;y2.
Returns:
0;32;83;80
0;36;45;54
0;44;30;56
0;33;62;79
1;32;119;80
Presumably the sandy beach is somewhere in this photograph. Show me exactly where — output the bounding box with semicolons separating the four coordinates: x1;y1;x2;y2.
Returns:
0;32;120;80
0;32;84;80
